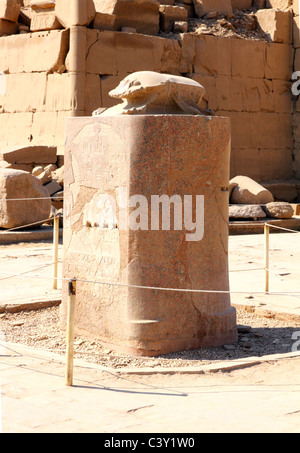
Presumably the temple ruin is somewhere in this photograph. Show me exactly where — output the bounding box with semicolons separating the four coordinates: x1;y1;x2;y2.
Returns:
0;0;300;354
0;0;298;201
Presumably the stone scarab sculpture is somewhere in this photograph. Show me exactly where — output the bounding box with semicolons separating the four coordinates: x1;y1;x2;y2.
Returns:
93;71;214;116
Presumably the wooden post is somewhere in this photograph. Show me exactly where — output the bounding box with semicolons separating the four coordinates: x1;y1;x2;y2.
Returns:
53;216;59;290
65;278;76;386
264;224;270;294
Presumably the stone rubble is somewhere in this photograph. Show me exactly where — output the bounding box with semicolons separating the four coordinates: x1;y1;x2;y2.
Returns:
0;0;299;227
229;175;296;220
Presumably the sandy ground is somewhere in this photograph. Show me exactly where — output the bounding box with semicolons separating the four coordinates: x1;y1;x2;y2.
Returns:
0;232;300;433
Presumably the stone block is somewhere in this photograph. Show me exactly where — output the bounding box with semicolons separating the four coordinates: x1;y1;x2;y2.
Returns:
220;111;252;149
85;73;101;115
215;76;245;111
159;5;188;32
0;0;21;22
229;204;266;219
265;0;292;8
30;10;63;31
173;20;188;33
256;8;292;43
231;148;294;181
194;35;231;76
0;168;51;229
292;15;300;48
231;38;266;78
1;146;57;164
114;32;156;74
193;0;232;17
0;112;33;150
230;175;274;204
249;112;292;148
93;0;160;35
85;29;117;75
44;179;62;196
0;72;47;113
263;201;294;218
55;0;96;28
272;79;292;113
30;0;56;8
43;72;74;112
92;12;116;30
153;35;181;74
178;33;195;73
243;78;274;113
62;114;237;356
265;42;293;79
0;29;69;73
231;0;252;10
0;18;17;34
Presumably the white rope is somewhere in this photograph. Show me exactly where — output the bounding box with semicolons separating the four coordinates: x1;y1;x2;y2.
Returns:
0;270;299;295
265;223;300;234
0;196;62;201
0;262;56;281
3;216;56;232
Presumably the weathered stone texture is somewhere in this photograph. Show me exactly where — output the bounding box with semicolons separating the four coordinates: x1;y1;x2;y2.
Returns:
193;0;232;17
230;175;274;204
0;168;51;229
263;201;294;218
62;115;237;356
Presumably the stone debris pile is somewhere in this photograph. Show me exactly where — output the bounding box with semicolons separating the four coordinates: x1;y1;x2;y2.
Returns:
0;145;63;229
0;167;52;229
229;175;296;221
0;0;293;40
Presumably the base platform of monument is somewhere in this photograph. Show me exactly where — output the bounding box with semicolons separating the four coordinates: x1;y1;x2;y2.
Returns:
61;114;238;356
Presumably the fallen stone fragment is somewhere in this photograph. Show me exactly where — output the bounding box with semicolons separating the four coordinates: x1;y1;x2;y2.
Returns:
193;0;232;18
0;168;51;229
93;0;160;35
1;146;57;165
229;204;266;220
230;175;274;204
263;201;294;219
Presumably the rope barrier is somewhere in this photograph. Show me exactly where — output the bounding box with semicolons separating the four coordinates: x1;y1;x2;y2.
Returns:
265;222;300;234
3;216;56;233
0;262;56;281
0;269;299;295
0;195;62;202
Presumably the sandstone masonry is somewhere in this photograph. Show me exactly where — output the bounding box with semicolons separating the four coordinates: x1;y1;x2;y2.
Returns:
0;0;298;199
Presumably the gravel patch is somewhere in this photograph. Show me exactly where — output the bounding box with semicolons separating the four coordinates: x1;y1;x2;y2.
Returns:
0;306;299;370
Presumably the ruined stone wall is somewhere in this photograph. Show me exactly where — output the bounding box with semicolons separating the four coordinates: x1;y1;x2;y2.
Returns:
0;28;70;171
0;0;298;186
82;28;294;182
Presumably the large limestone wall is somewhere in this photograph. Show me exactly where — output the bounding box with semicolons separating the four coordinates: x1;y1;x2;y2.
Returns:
0;0;298;185
82;28;294;181
0;28;70;170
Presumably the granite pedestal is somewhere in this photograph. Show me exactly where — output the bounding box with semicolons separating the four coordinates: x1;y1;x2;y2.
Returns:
61;114;237;356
